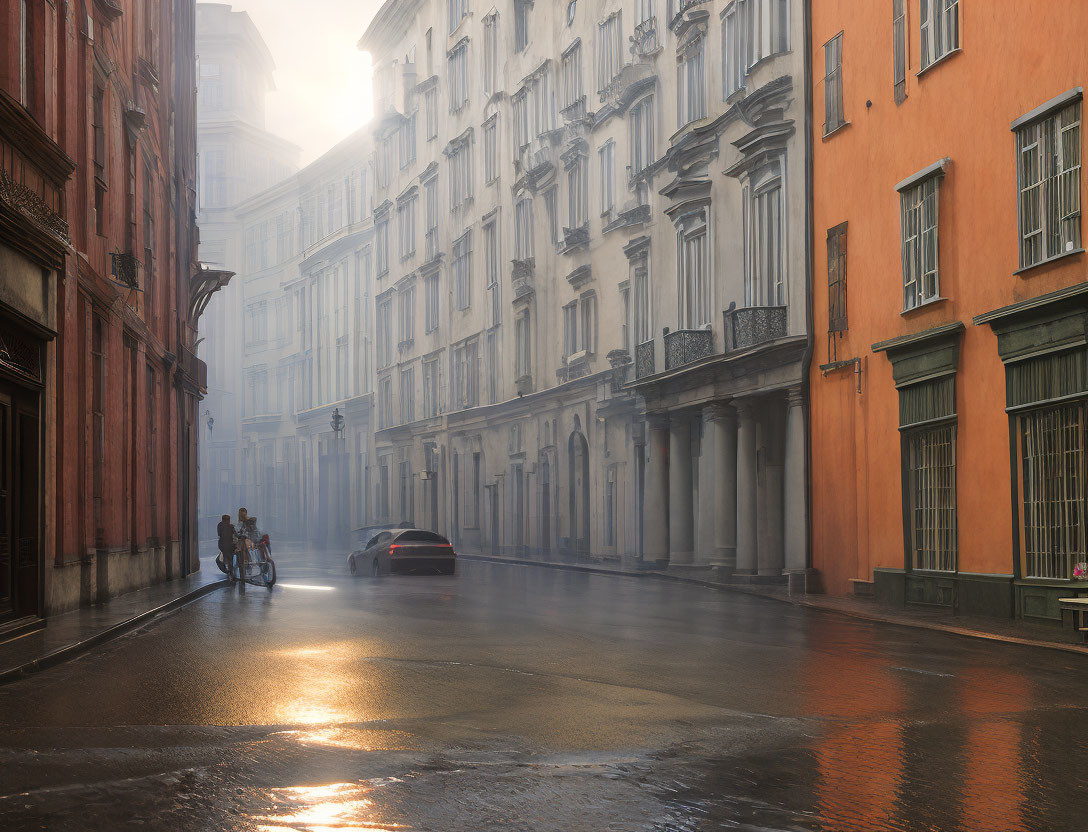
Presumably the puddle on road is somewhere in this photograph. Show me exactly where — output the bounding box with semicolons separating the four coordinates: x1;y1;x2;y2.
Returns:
254;781;408;832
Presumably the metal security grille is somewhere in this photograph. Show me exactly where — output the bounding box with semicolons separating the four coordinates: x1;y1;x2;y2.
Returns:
908;425;958;572
1021;403;1086;579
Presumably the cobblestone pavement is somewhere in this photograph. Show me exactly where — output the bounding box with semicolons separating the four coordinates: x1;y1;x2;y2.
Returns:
1;550;1087;831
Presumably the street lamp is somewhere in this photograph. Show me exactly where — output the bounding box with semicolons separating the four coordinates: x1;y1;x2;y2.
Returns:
204;409;214;433
330;408;346;548
330;408;345;438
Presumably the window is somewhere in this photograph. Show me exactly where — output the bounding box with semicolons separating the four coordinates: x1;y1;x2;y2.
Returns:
453;340;479;408
485;219;501;326
1017;98;1082;269
599;141;615;218
377;137;393;188
901;176;940;310
598;12;623;92
93;80;107;235
425;87;439;140
632;250;652;345
376;212;391;275
823;33;845;135
487;330;500;403
142;164;155;311
544;187;559;244
677;35;706;127
678;211;710;329
448;0;467;33
582;293;597;354
376;296;393;367
401;112;417;167
398;196;417;260
920;0;959;71
827;222;848;333
515;311;531;379
483;117;498;183
378;456;391;518
483;13;499;96
399;285;415;345
908;423;958;572
636;0;655;24
245;302;268;346
893;0;907;103
448;42;469;111
448;138;473;209
425;271;440;332
1020;403;1085;579
513;90;530;153
453;232;472;309
722;2;746;98
515;196;535;260
400;367;415;423
469;452;482;528
533;67;557;137
560;41;584;116
515;0;530;52
423;357;440;417
748;177;785;307
564;302;579;357
563;295;597;356
567;155;588;230
378;376;393;429
424;176;439;260
629;96;655;179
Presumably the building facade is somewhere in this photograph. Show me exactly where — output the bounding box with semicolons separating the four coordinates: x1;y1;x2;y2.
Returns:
196;3;299;538
357;0;812;571
810;1;1088;621
1;0;206;624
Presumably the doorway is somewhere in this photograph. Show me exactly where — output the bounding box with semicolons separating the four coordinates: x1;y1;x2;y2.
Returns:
0;381;41;622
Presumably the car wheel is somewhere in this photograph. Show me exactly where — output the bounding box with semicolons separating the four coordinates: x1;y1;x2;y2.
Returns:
348;555;357;576
371;558;381;578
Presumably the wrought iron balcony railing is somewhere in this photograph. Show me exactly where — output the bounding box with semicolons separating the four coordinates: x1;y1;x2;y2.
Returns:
635;339;655;379
664;328;714;371
724;305;788;352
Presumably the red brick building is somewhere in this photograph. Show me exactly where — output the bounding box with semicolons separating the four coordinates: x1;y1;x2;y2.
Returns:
0;0;212;627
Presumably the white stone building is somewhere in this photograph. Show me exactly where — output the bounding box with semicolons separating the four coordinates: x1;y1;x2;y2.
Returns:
357;0;812;573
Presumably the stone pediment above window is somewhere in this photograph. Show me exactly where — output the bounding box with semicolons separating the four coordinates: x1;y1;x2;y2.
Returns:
373;109;409;141
396;184;419;203
566;264;592;289
624;235;651;261
722;121;794;180
604;202;651;234
593;66;658;131
374;200;393;218
661;176;712;219
414;75;439;95
418;161;439;184
559;224;589;254
560;139;589;170
443;128;474;156
669;0;710;37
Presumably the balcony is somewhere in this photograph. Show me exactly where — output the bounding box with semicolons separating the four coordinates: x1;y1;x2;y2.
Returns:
512;258;535;301
179;345;207;394
635;339;655;379
664;328;714;371
631;17;661;59
725;305;788;352
559;224;589;255
110;251;141;290
608;349;632;393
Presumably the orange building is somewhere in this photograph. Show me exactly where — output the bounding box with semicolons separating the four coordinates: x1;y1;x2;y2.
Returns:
810;1;1088;622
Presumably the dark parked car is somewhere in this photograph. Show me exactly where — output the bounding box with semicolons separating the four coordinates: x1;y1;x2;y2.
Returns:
348;529;456;577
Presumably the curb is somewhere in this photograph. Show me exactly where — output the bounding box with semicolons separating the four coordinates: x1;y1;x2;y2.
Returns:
0;579;231;686
458;554;1088;658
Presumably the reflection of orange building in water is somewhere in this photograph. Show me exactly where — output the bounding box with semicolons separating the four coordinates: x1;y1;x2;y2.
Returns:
809;0;1088;624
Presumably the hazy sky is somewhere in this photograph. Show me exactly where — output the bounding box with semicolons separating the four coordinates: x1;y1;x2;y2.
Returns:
223;0;385;164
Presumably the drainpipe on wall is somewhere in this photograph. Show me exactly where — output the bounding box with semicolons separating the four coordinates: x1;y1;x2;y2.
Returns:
801;0;816;578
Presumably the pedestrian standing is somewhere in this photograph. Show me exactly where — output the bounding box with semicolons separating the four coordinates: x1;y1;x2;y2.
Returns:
216;514;235;581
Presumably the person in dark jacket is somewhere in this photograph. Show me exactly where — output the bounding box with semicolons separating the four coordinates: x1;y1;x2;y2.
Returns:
216;514;235;580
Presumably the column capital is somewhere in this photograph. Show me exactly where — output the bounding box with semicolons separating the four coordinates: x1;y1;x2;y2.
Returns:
669;413;692;430
734;399;756;420
704;402;736;424
786;387;806;409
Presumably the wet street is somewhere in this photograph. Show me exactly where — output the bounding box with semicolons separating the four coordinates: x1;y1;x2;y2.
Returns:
1;551;1087;831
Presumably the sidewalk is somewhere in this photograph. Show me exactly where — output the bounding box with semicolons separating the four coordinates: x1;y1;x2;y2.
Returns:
0;569;228;685
459;550;1088;657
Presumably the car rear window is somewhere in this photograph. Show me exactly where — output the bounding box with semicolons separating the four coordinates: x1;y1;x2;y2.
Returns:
396;530;450;544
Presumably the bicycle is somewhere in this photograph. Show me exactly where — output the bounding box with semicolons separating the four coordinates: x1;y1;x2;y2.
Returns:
232;535;277;589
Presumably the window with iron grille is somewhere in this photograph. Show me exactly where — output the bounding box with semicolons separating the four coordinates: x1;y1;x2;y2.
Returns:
919;0;959;71
425;272;440;332
1020;402;1086;580
827;222;848;332
453;233;472;310
901;176;940;310
892;0;907;103
823;32;844;135
1016;98;1082;269
597;12;623;92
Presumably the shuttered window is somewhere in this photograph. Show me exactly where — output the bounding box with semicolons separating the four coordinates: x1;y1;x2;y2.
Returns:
901;176;940;310
823;33;844;135
892;0;907;103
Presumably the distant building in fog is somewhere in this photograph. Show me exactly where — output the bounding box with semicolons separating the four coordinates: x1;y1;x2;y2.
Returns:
196;3;299;536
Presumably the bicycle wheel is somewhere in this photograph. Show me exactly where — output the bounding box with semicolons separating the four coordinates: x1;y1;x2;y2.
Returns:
264;557;277;588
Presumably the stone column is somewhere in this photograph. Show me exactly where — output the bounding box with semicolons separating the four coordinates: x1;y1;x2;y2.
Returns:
643;414;670;565
735;401;758;575
706;404;738;572
668;415;694;564
783;387;808;572
757;403;785;577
